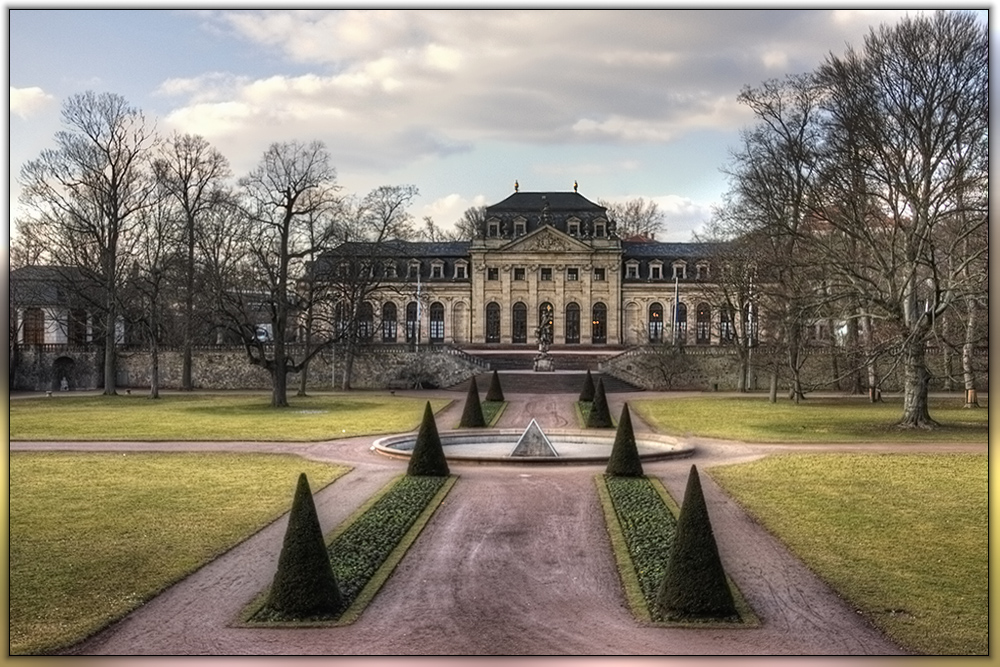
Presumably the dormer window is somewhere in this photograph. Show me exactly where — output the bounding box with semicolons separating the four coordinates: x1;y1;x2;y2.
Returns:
513;217;527;236
672;261;687;280
408;260;421;279
625;260;639;279
594;221;606;238
454;261;468;279
487;219;500;237
431;261;444;279
649;261;663;280
384;261;398;279
567;217;581;236
696;262;709;280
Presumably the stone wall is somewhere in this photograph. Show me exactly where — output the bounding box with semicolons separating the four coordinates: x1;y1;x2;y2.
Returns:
600;345;989;394
10;344;486;392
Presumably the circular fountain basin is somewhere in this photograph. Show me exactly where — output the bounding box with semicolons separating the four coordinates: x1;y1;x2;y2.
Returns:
371;428;694;465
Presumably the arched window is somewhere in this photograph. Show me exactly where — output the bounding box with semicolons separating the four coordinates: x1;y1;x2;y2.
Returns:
429;302;445;343
696;303;711;345
674;302;687;344
23;308;44;344
382;302;397;342
648;302;663;342
512;302;527;344
720;306;735;344
485;302;501;343
565;302;580;344
406;301;419;343
592;302;607;344
358;302;374;341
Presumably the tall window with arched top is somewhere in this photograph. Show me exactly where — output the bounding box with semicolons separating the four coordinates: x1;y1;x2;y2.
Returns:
23;308;44;344
512;302;527;344
565;302;580;344
592;302;607;344
429;302;445;343
696;303;711;345
485;302;501;343
406;302;419;343
358;302;374;341
674;302;687;344
719;306;735;344
648;302;664;342
382;302;397;342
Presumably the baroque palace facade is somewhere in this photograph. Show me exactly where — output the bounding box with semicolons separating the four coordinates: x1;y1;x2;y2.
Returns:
330;188;724;350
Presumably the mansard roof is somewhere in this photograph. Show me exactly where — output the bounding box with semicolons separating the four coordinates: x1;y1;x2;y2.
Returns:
486;191;606;215
621;241;721;260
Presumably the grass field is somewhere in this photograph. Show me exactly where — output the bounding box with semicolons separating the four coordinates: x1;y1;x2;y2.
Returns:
632;395;988;443
9;393;452;441
9;452;349;655
709;453;988;655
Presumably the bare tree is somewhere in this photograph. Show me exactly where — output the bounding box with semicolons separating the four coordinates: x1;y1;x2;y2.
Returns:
814;10;988;428
454;205;486;240
154;133;232;390
598;197;666;240
225;140;342;407
18;91;158;395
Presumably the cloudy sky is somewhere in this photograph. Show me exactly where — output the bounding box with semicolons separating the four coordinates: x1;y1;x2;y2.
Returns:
8;8;988;243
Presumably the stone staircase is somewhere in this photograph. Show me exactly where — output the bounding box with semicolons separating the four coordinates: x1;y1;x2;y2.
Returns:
448;370;641;394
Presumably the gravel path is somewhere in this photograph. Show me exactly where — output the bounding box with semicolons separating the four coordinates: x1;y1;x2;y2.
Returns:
13;389;983;655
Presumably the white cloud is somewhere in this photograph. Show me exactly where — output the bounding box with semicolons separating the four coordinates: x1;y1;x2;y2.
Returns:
10;86;55;119
419;193;487;229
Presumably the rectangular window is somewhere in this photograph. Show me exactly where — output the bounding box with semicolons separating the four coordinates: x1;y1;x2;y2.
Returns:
514;267;526;281
568;222;580;236
455;264;468;279
431;264;443;279
566;267;579;281
594;223;606;237
540;267;552;281
488;222;500;237
650;265;662;280
672;264;686;280
487;267;499;281
594;267;606;281
514;221;526;236
626;264;639;279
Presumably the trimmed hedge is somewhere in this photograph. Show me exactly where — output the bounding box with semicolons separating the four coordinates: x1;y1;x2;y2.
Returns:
459;376;486;428
656;465;737;621
606;403;644;477
408;402;450;476
586;378;613;428
485;370;505;402
264;473;342;618
579;369;596;402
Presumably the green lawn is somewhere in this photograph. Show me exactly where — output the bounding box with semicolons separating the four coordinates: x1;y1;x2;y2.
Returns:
709;453;988;655
632;395;988;443
9;393;452;441
10;452;349;655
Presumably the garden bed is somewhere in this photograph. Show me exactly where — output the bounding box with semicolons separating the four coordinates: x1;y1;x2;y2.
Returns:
240;474;457;626
595;474;757;626
481;400;507;427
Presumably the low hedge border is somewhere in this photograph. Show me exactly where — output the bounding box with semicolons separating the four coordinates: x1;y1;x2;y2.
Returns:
595;474;758;628
482;400;507;427
239;474;457;627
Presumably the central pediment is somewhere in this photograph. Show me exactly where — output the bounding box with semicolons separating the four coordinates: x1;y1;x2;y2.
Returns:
499;225;592;254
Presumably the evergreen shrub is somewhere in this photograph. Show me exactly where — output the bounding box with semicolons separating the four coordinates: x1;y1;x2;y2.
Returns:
407;402;450;476
579;369;596;403
459;376;486;428
586;378;613;428
485;370;505;402
656;465;737;621
606;403;644;476
266;473;342;618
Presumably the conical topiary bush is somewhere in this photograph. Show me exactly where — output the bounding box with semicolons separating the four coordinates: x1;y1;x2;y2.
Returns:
459;376;486;427
656;465;737;621
605;403;644;477
586;378;613;428
407;401;450;476
266;473;342;617
485;370;505;402
579;369;596;403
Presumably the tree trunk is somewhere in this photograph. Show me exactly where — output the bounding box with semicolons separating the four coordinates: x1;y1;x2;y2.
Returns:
898;338;937;428
149;336;160;399
768;366;778;403
182;219;195;391
341;343;356;391
272;338;289;407
297;361;309;397
103;308;117;396
962;297;980;408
